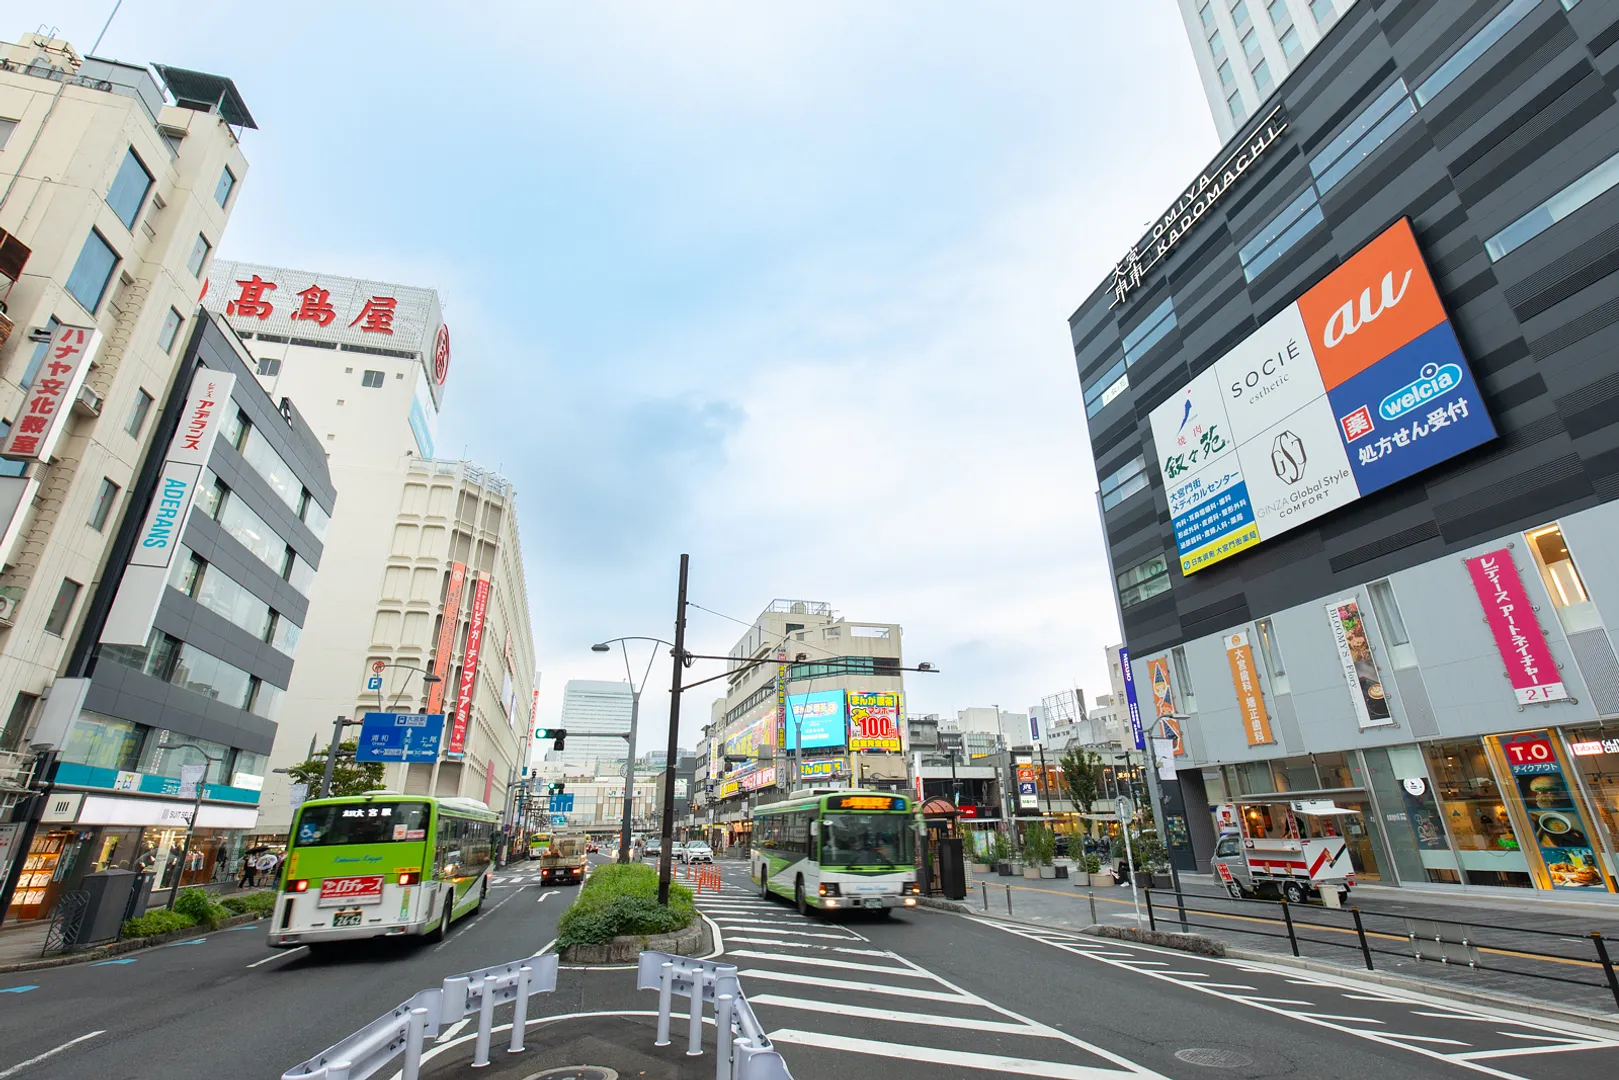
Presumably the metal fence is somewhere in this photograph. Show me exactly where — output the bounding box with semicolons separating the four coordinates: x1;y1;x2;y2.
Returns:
1140;887;1619;1011
638;951;793;1080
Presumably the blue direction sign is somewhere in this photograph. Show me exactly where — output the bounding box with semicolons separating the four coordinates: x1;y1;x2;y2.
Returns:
549;793;574;813
356;712;445;763
549;814;569;827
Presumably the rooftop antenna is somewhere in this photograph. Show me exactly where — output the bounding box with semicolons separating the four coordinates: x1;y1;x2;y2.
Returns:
89;0;123;55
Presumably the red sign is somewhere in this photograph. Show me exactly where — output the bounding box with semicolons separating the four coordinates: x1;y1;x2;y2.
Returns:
958;804;979;819
1502;732;1556;770
433;324;451;384
227;275;277;319
3;324;96;462
1465;549;1568;705
292;284;337;327
426;562;467;716
350;296;397;334
318;875;384;907
448;573;491;757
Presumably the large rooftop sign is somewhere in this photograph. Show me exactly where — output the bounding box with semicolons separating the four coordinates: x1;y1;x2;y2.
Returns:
1148;218;1496;576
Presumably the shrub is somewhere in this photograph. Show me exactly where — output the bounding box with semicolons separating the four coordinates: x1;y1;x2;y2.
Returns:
1082;853;1102;875
121;909;197;939
557;862;696;947
1023;824;1055;866
988;832;1012;864
222;891;276;916
173;887;228;929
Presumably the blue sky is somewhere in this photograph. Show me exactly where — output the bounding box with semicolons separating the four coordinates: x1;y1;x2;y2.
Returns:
44;1;1219;748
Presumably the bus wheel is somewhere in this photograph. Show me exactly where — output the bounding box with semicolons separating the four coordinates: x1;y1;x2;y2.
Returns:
428;900;451;942
473;879;488;914
795;878;807;917
758;868;769;900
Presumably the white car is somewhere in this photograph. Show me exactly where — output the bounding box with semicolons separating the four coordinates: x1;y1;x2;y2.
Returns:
670;842;686;862
682;842;713;864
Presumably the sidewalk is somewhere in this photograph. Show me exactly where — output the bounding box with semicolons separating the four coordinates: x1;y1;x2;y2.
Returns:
0;879;262;968
958;868;1619;1017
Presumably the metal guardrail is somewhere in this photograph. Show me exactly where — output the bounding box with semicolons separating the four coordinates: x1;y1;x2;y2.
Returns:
638;951;793;1080
281;953;560;1080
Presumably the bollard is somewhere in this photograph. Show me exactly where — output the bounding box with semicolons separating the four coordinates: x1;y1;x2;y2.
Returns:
509;965;532;1054
981;881;988;910
471;975;497;1067
1280;900;1300;958
687;970;705;1056
1144;888;1156;931
1005;882;1012;915
715;992;735;1080
655;962;674;1046
402;1007;429;1080
1087;886;1097;926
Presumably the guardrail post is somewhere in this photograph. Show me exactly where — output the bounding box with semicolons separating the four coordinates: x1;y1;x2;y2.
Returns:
1173;876;1188;933
981;882;987;911
471;976;497;1068
1280;899;1300;958
715;992;735;1080
1087;886;1097;926
1592;932;1619;1011
1351;908;1374;971
1144;888;1156;932
655;961;674;1046
1005;882;1012;915
687;969;706;1056
509;965;532;1054
402;1007;429;1080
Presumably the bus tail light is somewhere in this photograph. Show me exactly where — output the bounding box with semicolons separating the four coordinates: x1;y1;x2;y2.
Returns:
289;879;310;893
397;871;420;886
902;881;921;895
818;883;841;897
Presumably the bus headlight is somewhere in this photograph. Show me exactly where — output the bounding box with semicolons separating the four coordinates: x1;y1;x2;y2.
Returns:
397;872;420;886
818;883;841;897
289;879;310;893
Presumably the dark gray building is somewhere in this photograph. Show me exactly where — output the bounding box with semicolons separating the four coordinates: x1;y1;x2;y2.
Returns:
1071;0;1619;899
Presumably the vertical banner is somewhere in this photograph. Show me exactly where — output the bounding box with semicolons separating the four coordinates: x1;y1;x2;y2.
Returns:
448;572;490;757
101;369;236;645
426;561;467;715
1028;712;1041;744
775;651;788;756
1326;596;1394;729
1147;656;1184;754
1119;646;1146;751
1224;630;1274;746
2;324;100;463
1496;731;1607;889
1465;549;1569;704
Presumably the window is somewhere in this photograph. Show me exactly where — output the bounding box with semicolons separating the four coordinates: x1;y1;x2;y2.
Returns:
168;546;204;596
1241;28;1260;59
156;307;184;354
1100;456;1149;511
270;613;302;658
61;712;144;771
0;424;26;477
192;559;274;640
187;233;210;277
1083;357;1129;418
1253;59;1273;95
0;117;16;151
1209;29;1225;58
1367;579;1416;668
1280;25;1302;57
222;409;248;451
44;578;82;637
196;470;227;520
1229;89;1247;122
1230;0;1250;30
1117;554;1170;608
20;316;60;387
1485;149;1619;262
99;627;182;681
1309;78;1416;195
1239;186;1323;281
1267;0;1289;24
1121;296;1176;364
1414;0;1536;107
1526;524;1602;633
87;477;119;531
125;389;154;438
172;641;253;709
1218;58;1235;88
1199;2;1215;32
1171;645;1197;711
0;692;38;752
106;148;153;230
256;356;281;377
214;165;236;208
361;369;385;388
240;424;302;510
284;550;317;595
139;729;233;785
1309;0;1336;29
65;230;120;313
1423;739;1531;888
1560;0;1583;8
300;492;331;540
218;491;287;571
1254;617;1289;692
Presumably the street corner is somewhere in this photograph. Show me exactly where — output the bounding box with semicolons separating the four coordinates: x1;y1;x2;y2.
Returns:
419;1013;716;1080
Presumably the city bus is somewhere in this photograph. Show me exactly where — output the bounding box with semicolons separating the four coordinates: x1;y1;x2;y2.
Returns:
268;792;499;949
527;831;551;860
751;790;921;916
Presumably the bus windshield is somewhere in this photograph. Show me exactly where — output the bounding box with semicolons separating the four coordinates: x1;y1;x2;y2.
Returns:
822;813;914;867
294;802;431;847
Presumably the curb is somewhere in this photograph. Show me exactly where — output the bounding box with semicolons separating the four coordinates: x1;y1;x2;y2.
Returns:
0;911;262;973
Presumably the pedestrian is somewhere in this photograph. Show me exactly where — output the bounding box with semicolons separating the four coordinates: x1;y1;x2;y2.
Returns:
241;854;255;888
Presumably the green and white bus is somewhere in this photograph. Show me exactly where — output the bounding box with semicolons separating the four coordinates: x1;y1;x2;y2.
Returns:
751;791;921;915
269;792;498;949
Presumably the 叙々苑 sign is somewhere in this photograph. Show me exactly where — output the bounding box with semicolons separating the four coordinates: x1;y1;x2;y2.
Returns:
1147;218;1494;576
355;712;445;763
1465;548;1568;705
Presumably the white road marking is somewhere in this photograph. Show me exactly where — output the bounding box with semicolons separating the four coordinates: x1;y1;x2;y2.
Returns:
750;994;1056;1036
738;968;980;1003
246;948;304;968
1236;997;1316;1006
436;1018;470;1043
727;950;938;978
0;1031;105;1079
536;893;552;903
767;1029;1149;1079
1457;1043;1619;1062
1374;1033;1466;1044
1195;983;1257;990
1297;1012;1386;1024
711;926;852;940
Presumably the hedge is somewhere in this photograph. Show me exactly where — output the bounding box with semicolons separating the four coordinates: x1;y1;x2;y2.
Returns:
556;863;696;947
222;891;276;916
118;890;276;940
121;909;197;938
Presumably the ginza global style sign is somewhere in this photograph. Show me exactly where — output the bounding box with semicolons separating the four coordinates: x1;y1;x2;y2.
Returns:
1147;218;1496;575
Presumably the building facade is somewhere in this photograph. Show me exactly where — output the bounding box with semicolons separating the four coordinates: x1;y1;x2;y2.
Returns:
1074;0;1619;898
548;679;632;770
1177;0;1359;141
199;260;536;835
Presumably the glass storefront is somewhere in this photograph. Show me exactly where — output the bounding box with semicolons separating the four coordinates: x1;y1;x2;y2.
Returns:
1487;730;1613;892
1564;723;1619;886
4;824;248;922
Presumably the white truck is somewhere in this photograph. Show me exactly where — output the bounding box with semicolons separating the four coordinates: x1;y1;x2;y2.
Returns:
1210;800;1356;905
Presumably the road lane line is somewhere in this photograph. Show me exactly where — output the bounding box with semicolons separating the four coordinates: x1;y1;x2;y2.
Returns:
247;947;304;968
0;1031;105;1079
739;968;979;1003
1235;997;1315;1006
536;893;552;903
750;995;1053;1035
767;1029;1145;1078
1457;1042;1619;1062
436;1018;470;1043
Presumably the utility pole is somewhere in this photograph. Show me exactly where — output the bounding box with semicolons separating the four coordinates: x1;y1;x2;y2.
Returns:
656;554;689;906
320;714;354;798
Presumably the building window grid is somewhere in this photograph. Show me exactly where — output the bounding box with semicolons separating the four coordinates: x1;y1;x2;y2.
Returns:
87;477;119;531
1230;0;1250;31
1267;0;1291;27
1229;89;1247;122
1101;456;1149;511
1309;0;1336;29
1279;25;1302;58
1121;296;1176;363
1485;149;1619;262
1239;185;1324;280
1414;0;1538;108
1241;27;1261;60
1312;79;1417;195
1253;58;1274;95
1117;555;1171;609
1218;58;1235;88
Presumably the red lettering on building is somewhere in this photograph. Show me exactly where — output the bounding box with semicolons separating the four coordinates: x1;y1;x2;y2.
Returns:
226;274;277;320
349;296;397;334
447;574;491;757
290;284;337;327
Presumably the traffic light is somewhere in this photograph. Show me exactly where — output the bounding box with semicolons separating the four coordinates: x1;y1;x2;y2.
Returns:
534;727;567;751
547;781;566;795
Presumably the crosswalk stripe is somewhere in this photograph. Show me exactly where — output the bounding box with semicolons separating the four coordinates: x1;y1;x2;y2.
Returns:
738;968;979;1003
726;950;937;978
767;1030;1137;1079
711;926;853;940
749;994;1054;1035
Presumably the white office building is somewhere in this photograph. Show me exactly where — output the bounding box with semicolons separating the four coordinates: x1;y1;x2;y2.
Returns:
1175;0;1357;141
549;680;632;768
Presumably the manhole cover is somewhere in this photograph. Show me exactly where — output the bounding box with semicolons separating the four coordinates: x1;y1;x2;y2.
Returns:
522;1069;618;1080
1174;1048;1253;1068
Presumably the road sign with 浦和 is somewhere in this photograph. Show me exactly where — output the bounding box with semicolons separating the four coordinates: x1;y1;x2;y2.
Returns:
548;793;574;813
550;814;568;827
355;712;445;763
366;676;383;691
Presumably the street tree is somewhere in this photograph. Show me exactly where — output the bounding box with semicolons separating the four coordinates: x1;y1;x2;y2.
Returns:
284;739;385;797
1059;748;1103;827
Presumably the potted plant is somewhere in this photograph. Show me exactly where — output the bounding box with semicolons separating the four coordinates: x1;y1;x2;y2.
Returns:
1020;824;1053;879
1135;828;1172;889
970;839;993;876
1074;852;1101;887
991;833;1015;876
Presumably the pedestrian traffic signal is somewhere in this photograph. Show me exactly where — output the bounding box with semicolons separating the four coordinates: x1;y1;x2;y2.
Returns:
535;727;567;751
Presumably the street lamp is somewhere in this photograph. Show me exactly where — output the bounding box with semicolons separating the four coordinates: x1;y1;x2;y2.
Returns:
592;636;671;864
324;668;442;800
372;662;443;713
161;742;222;910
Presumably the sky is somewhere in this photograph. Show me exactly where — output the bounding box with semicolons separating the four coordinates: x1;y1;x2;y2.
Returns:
41;1;1219;751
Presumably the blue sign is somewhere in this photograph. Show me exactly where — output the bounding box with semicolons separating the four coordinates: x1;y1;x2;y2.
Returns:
1029;714;1041;742
355;712;445;763
366;675;383;691
1018;781;1037;796
549;813;568;827
1119;646;1146;751
549;793;574;813
785;690;847;750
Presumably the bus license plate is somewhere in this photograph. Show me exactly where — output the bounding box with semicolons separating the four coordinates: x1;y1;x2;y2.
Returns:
864;898;885;909
332;910;363;927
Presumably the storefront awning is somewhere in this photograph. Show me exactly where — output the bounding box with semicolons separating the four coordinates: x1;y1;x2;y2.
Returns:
1233;787;1367;804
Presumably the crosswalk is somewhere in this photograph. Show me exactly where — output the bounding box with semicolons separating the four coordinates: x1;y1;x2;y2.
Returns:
694;877;1169;1079
981;920;1619;1074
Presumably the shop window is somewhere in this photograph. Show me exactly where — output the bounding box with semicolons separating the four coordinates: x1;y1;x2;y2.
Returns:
1563;725;1619;887
1171;645;1197;712
1414;0;1537;107
1525;524;1603;633
1489;731;1613;891
1270;756;1317;791
1486;149;1619;262
1254;617;1289;693
1117;554;1170;608
1366;579;1417;668
1422;739;1532;888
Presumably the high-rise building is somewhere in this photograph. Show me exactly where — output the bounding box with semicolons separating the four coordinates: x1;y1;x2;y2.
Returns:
550;680;633;768
1072;2;1619;897
200;261;536;834
1175;0;1357;141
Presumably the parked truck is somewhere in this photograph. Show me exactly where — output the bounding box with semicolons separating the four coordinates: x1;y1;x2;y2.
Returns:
1210;799;1355;905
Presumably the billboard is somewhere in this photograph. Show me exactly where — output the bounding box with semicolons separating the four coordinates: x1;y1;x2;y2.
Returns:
448;573;490;756
1223;630;1273;747
724;709;775;760
784;690;847;750
848;691;902;752
426;562;467;715
1147;218;1494;575
1465;549;1568;705
1326;596;1393;730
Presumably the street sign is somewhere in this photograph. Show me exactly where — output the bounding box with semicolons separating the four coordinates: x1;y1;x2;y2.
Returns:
371;660;387;674
548;793;574;813
177;764;207;800
1115;796;1135;821
289;782;309;812
549;814;568;827
355;712;445;763
366;675;383;691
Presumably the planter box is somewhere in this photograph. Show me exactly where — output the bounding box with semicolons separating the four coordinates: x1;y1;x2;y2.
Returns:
1022;867;1042;880
1038;866;1057;880
1071;873;1091;887
1150;874;1173;889
1053;865;1068;879
971;863;993;875
560;920;705;965
996;861;1014;876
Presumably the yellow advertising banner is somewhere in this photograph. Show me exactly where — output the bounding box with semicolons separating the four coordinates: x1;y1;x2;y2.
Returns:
1225;629;1274;747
